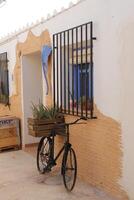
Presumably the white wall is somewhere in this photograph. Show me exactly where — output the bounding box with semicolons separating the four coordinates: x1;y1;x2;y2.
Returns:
33;2;133;198
119;22;134;199
21;52;43;145
1;0;134;198
32;0;122;121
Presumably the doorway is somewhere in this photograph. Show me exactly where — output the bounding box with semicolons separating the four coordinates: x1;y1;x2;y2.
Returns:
21;51;43;147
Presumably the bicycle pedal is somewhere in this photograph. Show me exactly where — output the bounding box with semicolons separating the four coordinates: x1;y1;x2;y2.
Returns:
44;167;52;173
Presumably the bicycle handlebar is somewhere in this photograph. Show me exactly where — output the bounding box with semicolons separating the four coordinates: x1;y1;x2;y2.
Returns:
66;117;87;126
54;117;87;129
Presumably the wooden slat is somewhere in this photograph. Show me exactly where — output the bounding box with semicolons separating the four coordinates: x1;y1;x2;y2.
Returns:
28;128;65;137
28;124;65;131
0;145;19;152
28;129;51;137
0;128;17;139
27;117;64;125
0;136;19;148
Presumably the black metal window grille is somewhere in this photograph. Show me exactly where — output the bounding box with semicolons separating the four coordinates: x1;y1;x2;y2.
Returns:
0;52;9;105
53;22;96;118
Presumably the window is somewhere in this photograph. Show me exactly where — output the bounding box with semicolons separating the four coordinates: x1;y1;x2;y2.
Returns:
0;52;9;105
53;22;95;118
73;63;91;104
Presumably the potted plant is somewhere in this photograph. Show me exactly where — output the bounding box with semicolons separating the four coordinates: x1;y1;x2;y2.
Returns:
27;102;65;137
78;96;92;110
68;89;77;108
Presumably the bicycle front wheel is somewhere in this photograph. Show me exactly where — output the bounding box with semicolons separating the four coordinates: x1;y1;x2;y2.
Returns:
37;136;52;174
62;147;77;191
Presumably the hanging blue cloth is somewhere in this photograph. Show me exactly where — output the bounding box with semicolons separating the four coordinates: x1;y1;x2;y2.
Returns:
41;45;52;95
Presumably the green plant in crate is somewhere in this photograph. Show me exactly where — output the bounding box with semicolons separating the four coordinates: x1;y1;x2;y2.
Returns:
31;102;61;120
28;102;65;137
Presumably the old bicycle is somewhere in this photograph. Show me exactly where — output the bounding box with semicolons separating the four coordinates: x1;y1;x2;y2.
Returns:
37;117;86;191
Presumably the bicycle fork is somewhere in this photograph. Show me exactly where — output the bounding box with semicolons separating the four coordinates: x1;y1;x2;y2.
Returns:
61;142;72;175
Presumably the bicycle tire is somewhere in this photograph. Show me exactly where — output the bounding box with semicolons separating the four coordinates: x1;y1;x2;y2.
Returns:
37;136;52;174
62;147;77;191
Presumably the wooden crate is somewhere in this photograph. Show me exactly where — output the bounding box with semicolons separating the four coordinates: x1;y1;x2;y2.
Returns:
0;116;20;150
28;116;65;137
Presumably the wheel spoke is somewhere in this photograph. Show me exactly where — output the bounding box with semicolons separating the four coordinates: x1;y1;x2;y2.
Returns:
37;137;51;174
62;148;77;191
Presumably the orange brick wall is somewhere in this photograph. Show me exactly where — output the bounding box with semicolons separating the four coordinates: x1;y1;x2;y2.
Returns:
55;108;128;200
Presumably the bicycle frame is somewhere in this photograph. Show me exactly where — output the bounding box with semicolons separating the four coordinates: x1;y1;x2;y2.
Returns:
48;124;70;168
44;118;86;171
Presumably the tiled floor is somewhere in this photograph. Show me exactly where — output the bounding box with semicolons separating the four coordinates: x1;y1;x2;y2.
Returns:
0;149;118;200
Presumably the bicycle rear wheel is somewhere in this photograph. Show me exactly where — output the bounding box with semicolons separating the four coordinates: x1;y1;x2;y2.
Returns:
37;136;52;174
62;147;77;191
